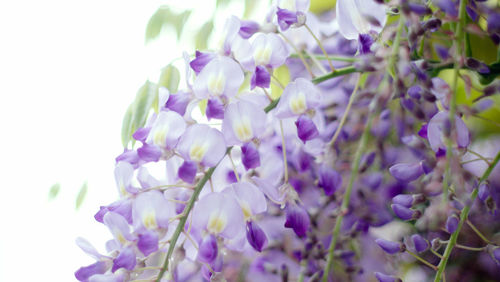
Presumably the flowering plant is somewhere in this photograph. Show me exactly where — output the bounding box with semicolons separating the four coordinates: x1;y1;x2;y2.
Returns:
75;0;500;281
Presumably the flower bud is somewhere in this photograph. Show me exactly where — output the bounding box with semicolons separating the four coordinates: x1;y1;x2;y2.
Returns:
375;238;406;254
246;221;268;252
445;214;459;234
478;183;490;202
411;234;430;253
392;194;414;208
392;204;420;221
375;272;402;282
197;235;218;264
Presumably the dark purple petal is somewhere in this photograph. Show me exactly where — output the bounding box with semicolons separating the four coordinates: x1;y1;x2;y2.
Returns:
246;221;268;252
137;230;159;256
466;5;478;22
407;85;422;99
478;183;490;201
358;34;374;54
493;248;500;263
295;115;319;143
488;13;500;33
284;205;310;238
132;127;150;142
137;143;161;162
178;160;197;184
112;247;136;272
392;204;419;221
190;51;216;74
115;149;139;168
375;272;401;282
75;261;108;281
197;235;218;264
250;66;271;89
375;238;405;254
318;165;342;196
206;98;225;120
436;0;458;17
165;92;190;116
392;194;413;208
408;3;431;15
445;214;459;233
411;234;430;253
389;162;424;182
276;8;298;31
241;142;260;170
434;44;450;60
239;20;259;39
226;170;238;183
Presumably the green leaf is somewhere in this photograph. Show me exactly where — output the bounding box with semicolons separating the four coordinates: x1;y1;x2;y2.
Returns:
121;104;134;147
145;7;192;43
121;81;158;147
48;183;61;200
217;0;231;8
159;65;181;93
76;181;88;210
195;21;214;50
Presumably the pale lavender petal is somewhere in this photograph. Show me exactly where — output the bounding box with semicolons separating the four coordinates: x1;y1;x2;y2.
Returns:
76;237;102;260
239;20;259;39
177;124;226;166
114;161;135;196
275;78;322;118
137;143;161;163
222;100;266;145
132;127;150;142
276;8;298;31
75;261;108;281
251;33;289;68
190;51;216;74
389;162;424;182
132;190;173;230
193;56;244;99
146;111;186;149
224;181;267;219
103;212;134;245
165;91;190;116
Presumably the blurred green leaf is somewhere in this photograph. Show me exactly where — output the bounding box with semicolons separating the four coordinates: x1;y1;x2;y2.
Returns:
145;7;192;43
121;104;134;147
244;0;257;18
154;65;181;112
217;0;231;8
48;183;61;200
195;21;214;50
76;181;88;210
121;81;157;147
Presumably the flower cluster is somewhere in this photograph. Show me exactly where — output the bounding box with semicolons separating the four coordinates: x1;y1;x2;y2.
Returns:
76;0;500;281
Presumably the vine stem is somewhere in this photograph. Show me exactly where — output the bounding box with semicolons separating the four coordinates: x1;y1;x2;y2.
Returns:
443;0;467;203
406;250;438;270
289;53;357;63
433;150;500;282
322;15;406;282
304;23;335;71
279;31;315;78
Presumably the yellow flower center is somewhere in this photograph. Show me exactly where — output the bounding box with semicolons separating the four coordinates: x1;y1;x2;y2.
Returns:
289;92;307;114
207;72;226;96
207;212;227;234
233;117;254;142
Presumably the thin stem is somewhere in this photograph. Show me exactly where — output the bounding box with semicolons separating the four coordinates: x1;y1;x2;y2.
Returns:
279;31;314;78
304;23;335;71
311;66;359;84
228;153;241;182
387;15;406;82
279;120;289;183
304;48;328;74
322;107;375;282
290;53;357;63
466;220;493;244
431;248;444;259
471;114;500;128
467;149;492;165
328;76;361;147
271;73;286;89
455;244;486;251
155;160;220;281
406;250;438;270
433;150;500;282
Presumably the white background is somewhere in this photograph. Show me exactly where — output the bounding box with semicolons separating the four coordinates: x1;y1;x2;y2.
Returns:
0;0;225;280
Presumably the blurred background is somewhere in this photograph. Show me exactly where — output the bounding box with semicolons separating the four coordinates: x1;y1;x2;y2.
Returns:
0;0;280;280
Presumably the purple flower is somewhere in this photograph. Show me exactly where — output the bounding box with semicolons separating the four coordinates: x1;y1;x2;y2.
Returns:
375;238;405;254
478;183;490;201
239;19;259;39
75;261;108;281
375;272;401;282
146;111;186;150
392;194;414;208
276;8;299;31
241;142;260;170
224;181;267;220
411;234;430;253
284;204;310;238
114;161;135;196
427;111;470;152
177;124;226;166
275;78;322;118
112;246;136;272
246;221;268;252
251;65;271;89
137;230;158;256
295;115;319;143
206;98;225;120
446;214;459;233
197;234;218;264
251;33;289;68
222;101;266;145
165;91;190;116
192;192;245;239
190;51;216;74
103;212;135;245
392;204;420;221
336;0;387;40
132;190;173;230
178;160;197;183
317;165;342;196
389;162;424;182
193;56;244;99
